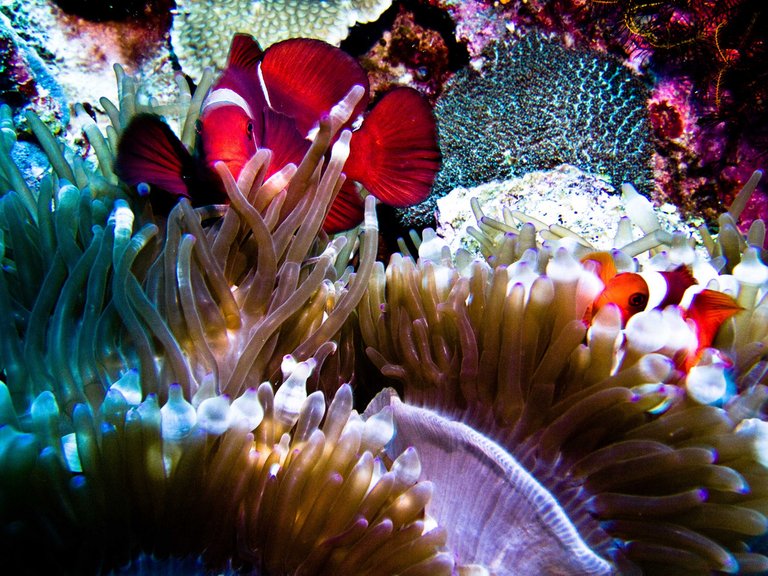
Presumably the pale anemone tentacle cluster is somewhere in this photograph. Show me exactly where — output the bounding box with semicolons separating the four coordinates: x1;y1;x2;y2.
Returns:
360;172;768;574
0;67;455;574
0;64;376;411
0;360;454;574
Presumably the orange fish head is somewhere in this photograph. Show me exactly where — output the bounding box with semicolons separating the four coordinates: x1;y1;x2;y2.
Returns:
199;105;258;182
593;272;649;324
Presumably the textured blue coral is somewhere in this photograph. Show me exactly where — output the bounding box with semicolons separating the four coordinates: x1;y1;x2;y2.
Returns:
398;32;653;229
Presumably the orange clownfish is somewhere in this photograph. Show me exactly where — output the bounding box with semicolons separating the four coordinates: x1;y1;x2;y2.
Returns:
582;252;698;324
581;252;743;368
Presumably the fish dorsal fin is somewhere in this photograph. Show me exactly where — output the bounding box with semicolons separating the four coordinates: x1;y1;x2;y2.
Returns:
259;38;369;138
580;252;617;284
226;33;264;72
658;265;697;308
685;289;743;350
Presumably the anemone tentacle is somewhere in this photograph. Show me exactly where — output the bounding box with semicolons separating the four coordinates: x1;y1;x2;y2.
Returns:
361;175;768;574
0;64;454;574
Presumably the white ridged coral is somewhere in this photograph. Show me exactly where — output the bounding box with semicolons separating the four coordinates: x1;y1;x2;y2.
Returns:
171;0;394;79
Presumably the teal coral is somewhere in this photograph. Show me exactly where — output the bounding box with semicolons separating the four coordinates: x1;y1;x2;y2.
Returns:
399;31;653;229
171;0;394;78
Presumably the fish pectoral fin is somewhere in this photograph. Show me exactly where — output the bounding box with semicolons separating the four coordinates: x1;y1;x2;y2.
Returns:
115;113;196;208
323;181;365;234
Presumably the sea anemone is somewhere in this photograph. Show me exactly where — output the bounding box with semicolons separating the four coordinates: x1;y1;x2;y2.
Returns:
0;365;454;574
0;64;453;574
360;173;768;574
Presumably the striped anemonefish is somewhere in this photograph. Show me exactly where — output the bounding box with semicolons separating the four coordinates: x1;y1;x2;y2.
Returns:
115;34;441;233
582;251;700;325
581;251;743;370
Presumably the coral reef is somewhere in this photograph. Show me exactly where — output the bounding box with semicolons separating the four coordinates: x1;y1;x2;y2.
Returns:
357;5;453;101
423;0;511;58
399;30;653;230
0;0;175;168
171;0;395;80
589;0;768;231
0;11;69;131
481;0;768;232
52;0;167;22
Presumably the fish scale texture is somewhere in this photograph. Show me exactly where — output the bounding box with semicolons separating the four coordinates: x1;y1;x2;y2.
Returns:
398;33;653;230
171;0;393;79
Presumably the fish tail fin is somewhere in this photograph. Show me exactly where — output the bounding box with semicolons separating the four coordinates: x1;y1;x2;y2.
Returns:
686;289;743;350
115;113;194;202
346;87;440;208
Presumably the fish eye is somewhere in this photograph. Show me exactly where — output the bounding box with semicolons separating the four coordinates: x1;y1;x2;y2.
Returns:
194;119;203;134
628;293;648;308
246;120;254;138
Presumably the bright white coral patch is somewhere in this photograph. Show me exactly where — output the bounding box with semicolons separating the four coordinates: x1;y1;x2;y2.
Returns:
436;164;703;257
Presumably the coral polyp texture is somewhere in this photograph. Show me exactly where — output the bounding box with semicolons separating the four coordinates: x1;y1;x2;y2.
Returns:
483;0;768;235
400;31;653;230
171;0;394;79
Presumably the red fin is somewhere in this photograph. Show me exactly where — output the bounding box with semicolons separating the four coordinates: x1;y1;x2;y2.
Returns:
260;38;369;137
686;289;743;350
345;88;441;207
226;33;264;72
659;265;698;308
261;107;311;218
115;113;194;198
262;108;311;179
324;181;364;233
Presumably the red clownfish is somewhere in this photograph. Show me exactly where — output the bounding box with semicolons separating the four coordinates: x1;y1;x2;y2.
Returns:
115;34;441;233
581;252;743;369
